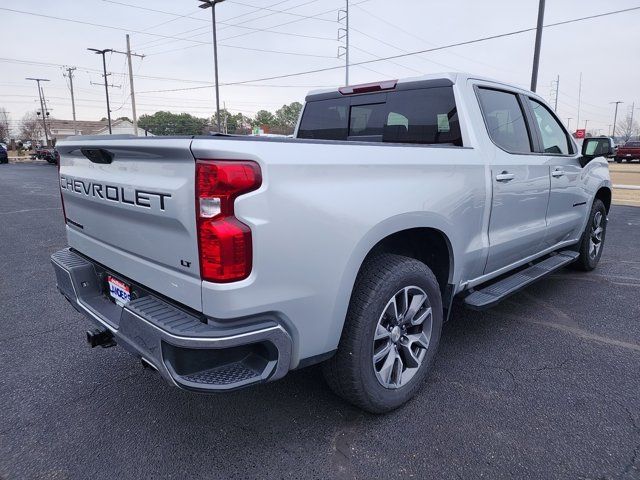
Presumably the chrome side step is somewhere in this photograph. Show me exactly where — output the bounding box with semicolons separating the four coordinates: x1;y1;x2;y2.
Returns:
463;250;579;310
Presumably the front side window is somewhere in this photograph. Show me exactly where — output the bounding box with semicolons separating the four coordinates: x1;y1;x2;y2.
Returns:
477;88;532;154
528;98;572;155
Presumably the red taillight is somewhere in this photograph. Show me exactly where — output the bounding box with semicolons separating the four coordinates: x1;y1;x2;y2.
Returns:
57;160;67;224
196;160;262;283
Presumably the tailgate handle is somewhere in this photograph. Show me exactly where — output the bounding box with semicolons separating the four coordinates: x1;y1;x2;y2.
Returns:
81;148;114;164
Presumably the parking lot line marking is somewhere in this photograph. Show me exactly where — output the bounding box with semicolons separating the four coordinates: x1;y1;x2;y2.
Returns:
522;318;640;353
0;207;62;215
613;184;640;190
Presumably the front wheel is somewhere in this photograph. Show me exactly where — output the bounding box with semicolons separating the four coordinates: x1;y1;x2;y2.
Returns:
574;199;607;271
322;254;443;413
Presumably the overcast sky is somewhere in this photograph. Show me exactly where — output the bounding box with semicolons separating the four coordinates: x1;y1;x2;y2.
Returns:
1;0;639;135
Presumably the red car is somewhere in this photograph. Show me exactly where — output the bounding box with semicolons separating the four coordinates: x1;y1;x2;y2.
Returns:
615;141;640;162
34;147;60;165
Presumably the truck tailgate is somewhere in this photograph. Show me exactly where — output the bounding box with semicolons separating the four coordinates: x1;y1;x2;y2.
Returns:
56;137;202;311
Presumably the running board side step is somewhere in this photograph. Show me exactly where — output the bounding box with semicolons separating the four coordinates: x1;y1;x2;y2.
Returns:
463;250;579;310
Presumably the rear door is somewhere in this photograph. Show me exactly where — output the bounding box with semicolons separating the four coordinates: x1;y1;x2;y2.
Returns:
57;137;203;310
476;87;550;274
525;97;588;247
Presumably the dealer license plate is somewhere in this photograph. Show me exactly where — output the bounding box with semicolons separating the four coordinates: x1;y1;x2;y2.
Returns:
107;276;131;306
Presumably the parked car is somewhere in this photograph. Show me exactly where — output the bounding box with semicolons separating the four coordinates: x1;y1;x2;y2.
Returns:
0;144;8;164
34;147;60;165
615;141;640;162
51;73;612;413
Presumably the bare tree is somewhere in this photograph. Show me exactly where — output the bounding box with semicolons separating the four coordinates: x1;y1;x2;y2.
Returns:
19;111;44;143
0;108;9;142
615;112;639;143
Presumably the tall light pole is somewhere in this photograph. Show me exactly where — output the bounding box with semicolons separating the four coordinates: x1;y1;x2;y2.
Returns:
198;0;226;132
25;77;50;146
610;101;623;139
530;0;546;92
88;48;114;134
566;117;572;132
584;119;589;132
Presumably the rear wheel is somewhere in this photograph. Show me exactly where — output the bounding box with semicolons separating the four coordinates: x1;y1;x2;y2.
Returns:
322;254;443;413
574;199;607;271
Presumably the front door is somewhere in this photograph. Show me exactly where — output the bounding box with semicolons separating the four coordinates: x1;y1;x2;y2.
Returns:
526;97;589;247
476;87;551;274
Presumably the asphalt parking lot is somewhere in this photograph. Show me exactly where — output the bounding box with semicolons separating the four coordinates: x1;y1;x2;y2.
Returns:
1;163;639;480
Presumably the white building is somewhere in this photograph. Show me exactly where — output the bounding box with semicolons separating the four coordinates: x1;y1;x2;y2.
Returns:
47;119;152;143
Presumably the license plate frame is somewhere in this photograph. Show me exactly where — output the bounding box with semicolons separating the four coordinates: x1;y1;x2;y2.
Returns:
107;275;131;306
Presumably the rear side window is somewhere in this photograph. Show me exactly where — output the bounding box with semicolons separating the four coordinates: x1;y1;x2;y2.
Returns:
528;98;573;155
477;88;532;154
298;86;462;146
383;88;462;146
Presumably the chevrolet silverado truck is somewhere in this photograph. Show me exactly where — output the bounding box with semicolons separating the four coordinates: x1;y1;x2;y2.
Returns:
615;141;640;162
51;73;613;413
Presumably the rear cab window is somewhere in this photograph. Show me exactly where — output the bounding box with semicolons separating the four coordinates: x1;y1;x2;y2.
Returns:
298;86;463;146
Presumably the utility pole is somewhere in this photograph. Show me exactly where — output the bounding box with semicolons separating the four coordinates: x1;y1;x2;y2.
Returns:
88;48;114;134
576;72;582;129
553;75;559;112
530;0;546;92
629;102;636;134
25;77;50;146
611;101;623;139
338;1;350;86
111;35;145;136
198;0;226;132
566;117;572;132
63;67;78;135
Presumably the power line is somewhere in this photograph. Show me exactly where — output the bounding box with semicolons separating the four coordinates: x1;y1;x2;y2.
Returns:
138;5;640;93
136;0;332;50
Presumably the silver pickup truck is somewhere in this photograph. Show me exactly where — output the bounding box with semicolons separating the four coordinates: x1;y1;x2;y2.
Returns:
51;73;613;413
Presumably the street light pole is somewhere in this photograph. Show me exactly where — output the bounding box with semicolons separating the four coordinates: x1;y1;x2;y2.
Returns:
25;77;50;146
198;0;226;133
566;117;572;132
611;101;623;139
88;48;114;134
530;0;546;92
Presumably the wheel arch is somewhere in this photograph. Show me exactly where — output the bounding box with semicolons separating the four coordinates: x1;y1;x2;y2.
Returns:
328;213;457;353
595;186;612;214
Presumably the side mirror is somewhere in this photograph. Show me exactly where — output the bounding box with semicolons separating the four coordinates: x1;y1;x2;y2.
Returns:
580;138;612;167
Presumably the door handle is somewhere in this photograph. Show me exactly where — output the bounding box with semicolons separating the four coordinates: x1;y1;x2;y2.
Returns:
495;172;515;182
551;168;565;178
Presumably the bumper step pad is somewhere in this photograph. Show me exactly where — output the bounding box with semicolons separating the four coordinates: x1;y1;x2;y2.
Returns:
183;363;260;386
463;250;579;310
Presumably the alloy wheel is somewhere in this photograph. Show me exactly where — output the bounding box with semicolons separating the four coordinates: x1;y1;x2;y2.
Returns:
372;286;432;389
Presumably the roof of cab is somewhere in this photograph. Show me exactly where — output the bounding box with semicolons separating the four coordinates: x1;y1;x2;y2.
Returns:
304;72;536;102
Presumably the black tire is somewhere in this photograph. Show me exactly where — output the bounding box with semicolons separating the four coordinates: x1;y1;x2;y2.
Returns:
614;157;622;163
574;199;607;271
322;254;443;413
